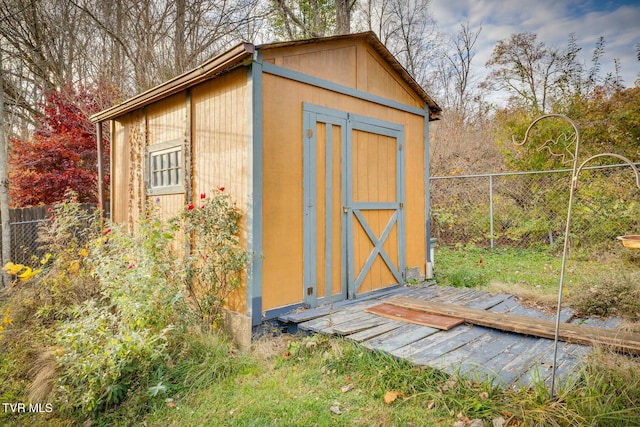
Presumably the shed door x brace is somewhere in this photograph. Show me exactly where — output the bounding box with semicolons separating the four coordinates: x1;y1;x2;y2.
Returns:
303;104;406;308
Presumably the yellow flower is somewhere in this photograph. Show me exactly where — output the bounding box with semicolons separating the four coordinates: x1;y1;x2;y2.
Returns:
2;309;11;326
17;267;41;282
79;248;89;257
68;260;80;274
40;253;52;265
2;262;24;275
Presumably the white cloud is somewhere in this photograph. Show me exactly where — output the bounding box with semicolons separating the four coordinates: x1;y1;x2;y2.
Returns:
431;0;640;88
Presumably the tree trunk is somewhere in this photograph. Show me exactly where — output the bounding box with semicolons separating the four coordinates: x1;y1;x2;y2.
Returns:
335;0;351;35
175;0;186;72
0;51;12;287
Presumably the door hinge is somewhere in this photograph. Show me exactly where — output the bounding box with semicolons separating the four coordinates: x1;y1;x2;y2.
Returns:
307;287;314;296
306;129;313;138
399;144;403;151
399;202;404;209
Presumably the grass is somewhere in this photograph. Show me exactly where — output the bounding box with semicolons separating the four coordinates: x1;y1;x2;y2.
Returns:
103;333;587;427
434;245;640;308
2;317;640;426
98;333;640;426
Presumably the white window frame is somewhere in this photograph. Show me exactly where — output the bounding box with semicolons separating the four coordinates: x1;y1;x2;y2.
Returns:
146;139;185;195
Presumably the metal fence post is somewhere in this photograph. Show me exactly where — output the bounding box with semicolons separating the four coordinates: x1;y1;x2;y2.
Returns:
489;175;494;249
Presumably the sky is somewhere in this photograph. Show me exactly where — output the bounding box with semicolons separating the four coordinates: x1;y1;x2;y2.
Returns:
430;0;640;91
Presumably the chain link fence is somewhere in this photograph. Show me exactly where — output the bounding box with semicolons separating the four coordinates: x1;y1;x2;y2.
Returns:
7;206;52;266
10;219;50;265
430;163;640;253
3;204;100;267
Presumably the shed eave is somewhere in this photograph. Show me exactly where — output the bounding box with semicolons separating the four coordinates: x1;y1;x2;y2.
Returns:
89;42;255;123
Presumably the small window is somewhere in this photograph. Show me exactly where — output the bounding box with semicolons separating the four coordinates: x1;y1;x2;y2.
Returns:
147;141;184;195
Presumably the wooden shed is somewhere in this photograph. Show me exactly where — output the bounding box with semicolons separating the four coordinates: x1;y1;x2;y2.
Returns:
90;32;441;344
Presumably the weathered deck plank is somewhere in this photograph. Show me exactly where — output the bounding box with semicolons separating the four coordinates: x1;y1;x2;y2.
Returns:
427;327;504;371
299;309;378;334
362;323;441;352
495;338;556;385
280;284;418;323
345;319;405;342
277;283;626;388
331;313;394;335
466;293;512;310
476;334;543;385
388;296;640;354
398;326;489;365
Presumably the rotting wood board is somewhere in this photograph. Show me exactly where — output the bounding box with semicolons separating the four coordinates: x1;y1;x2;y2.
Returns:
388;296;640;354
365;303;464;330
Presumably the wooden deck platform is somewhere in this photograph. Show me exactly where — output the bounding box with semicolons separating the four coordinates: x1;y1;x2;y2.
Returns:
278;283;623;388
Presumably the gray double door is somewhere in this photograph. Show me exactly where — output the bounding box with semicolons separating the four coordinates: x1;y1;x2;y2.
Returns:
303;104;405;307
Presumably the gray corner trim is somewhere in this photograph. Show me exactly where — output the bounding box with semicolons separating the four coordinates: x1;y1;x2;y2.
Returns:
265;63;427;117
324;123;333;300
247;55;264;326
424;106;431;265
109;120;115;219
302;109;318;307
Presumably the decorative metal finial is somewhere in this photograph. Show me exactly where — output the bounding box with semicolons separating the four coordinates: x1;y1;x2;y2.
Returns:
512;114;578;165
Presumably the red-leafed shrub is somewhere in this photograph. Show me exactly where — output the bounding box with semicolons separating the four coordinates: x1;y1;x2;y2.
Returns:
9;83;115;207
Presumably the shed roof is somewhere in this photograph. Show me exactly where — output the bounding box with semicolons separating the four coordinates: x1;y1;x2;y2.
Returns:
90;32;441;123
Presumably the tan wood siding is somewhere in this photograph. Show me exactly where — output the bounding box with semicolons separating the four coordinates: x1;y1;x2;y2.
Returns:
360;48;421;108
280;45;357;88
191;69;248;208
403;114;427;278
262;38;422;109
191;68;249;313
112;111;145;231
261;73;427;312
261;75;305;311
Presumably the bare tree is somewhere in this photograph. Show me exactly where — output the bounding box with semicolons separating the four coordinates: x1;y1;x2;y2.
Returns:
483;32;562;112
434;22;485;123
1;0;267;135
335;0;355;34
0;0;89;127
355;0;439;91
